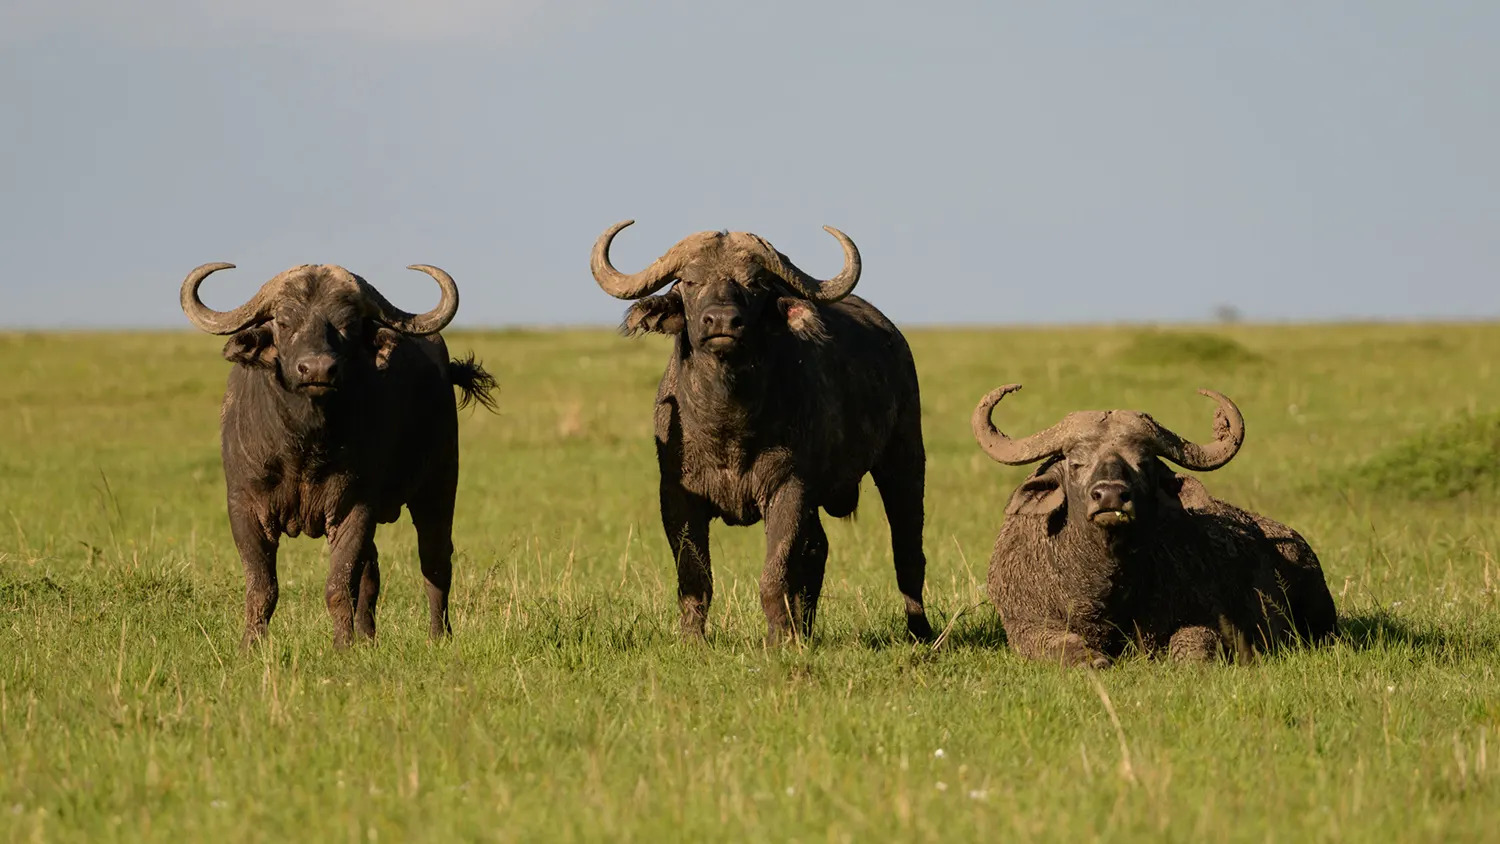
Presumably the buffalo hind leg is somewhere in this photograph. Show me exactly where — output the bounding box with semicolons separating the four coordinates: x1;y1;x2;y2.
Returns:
229;502;279;649
871;433;935;642
410;494;456;640
354;540;380;641
662;481;713;639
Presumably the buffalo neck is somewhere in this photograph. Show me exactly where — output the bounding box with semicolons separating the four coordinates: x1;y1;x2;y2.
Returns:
675;336;775;447
233;366;366;457
1065;506;1155;572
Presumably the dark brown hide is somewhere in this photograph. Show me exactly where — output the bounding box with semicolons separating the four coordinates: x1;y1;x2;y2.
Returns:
184;263;495;648
976;388;1336;666
595;223;933;644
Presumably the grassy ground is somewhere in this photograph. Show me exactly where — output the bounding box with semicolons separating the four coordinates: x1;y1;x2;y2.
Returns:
1;323;1497;842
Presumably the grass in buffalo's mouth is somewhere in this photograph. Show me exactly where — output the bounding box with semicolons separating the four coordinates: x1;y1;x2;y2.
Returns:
1;323;1498;843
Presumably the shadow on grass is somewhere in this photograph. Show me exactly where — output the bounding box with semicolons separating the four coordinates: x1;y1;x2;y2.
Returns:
0;574;67;606
858;607;1009;652
859;609;1499;660
1337;611;1499;654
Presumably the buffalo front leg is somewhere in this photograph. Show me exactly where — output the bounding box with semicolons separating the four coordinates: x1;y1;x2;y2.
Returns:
661;482;712;639
324;508;376;649
354;539;380;641
1005;618;1113;669
228;500;279;649
760;484;815;646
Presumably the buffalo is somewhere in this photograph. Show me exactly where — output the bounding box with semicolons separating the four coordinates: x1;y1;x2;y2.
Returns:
591;221;934;644
181;262;496;647
972;385;1336;665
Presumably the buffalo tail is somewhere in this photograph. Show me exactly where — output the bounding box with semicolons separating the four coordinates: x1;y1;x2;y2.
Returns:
450;354;499;412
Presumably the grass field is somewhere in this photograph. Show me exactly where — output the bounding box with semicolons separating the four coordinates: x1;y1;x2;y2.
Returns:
2;323;1498;842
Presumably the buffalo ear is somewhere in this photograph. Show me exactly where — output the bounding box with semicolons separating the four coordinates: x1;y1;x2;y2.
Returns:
1006;470;1067;536
222;326;277;369
1006;465;1067;515
778;297;829;342
1157;469;1214;512
622;292;685;336
372;326;402;370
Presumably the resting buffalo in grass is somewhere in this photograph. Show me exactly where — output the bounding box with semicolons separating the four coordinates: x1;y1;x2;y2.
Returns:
181;262;496;648
592;221;933;644
973;386;1336;666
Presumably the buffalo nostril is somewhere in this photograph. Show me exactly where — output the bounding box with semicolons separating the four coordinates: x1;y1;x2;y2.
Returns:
1116;488;1131;503
1091;488;1103;501
297;362;311;376
728;315;744;329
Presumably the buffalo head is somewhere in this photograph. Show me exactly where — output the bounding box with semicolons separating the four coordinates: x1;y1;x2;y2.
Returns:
590;221;861;358
972;386;1245;533
180;263;459;397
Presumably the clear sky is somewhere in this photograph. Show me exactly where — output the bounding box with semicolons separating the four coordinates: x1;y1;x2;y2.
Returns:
3;1;1497;329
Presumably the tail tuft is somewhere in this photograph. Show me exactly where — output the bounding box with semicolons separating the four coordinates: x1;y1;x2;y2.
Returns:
449;353;499;412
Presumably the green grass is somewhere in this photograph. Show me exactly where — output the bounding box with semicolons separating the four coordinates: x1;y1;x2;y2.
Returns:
2;323;1498;842
1340;411;1500;501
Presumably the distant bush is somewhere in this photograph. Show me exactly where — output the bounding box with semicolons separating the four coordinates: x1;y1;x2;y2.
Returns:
1342;412;1500;500
1121;330;1262;367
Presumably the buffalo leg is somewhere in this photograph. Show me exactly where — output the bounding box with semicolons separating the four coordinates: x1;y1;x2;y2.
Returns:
661;481;712;638
871;432;935;641
354;539;380;641
1168;625;1225;662
761;484;811;645
789;513;829;639
228;502;278;648
325;508;375;649
1006;619;1113;669
410;495;456;640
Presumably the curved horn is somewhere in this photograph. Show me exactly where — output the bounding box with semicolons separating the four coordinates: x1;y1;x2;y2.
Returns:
971;384;1070;466
754;226;862;303
1152;389;1246;472
180;263;273;335
590;220;681;300
364;265;460;335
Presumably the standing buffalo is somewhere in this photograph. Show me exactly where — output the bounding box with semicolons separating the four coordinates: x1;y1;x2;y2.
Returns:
181;262;496;647
973;385;1336;665
591;221;934;644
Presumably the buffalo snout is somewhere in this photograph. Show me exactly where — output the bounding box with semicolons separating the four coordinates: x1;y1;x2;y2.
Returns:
294;354;340;389
700;306;745;337
1087;480;1136;525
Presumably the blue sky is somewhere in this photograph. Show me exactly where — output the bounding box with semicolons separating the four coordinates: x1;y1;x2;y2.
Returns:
3;1;1497;328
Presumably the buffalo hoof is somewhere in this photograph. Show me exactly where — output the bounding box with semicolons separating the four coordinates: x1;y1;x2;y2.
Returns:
679;609;708;641
906;613;935;643
239;626;270;652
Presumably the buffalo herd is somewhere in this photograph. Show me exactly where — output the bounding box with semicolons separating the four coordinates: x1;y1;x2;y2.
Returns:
181;223;1338;664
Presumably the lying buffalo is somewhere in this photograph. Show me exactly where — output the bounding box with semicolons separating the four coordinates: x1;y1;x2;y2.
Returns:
181;262;496;647
973;385;1336;665
591;221;934;643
